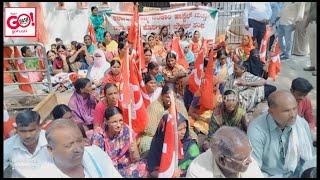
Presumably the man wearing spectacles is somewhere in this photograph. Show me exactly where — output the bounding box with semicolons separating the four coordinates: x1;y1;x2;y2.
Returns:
186;126;263;178
247;90;316;177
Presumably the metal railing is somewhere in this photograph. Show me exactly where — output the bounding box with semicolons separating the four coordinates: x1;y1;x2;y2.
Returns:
187;2;247;44
4;42;53;110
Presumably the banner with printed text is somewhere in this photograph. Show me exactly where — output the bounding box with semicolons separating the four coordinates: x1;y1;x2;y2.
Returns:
103;6;218;43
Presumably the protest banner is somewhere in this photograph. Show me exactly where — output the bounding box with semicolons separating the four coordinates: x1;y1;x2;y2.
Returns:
103;6;218;43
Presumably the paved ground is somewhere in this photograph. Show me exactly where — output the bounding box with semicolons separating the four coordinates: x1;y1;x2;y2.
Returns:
267;55;317;118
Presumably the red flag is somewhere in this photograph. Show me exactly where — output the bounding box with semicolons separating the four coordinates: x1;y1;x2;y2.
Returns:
188;49;204;94
121;47;130;105
13;46;34;94
259;26;272;64
199;53;219;111
158;91;178;178
171;37;189;69
138;36;146;72
87;21;97;44
268;37;281;81
122;56;149;134
4;47;14;83
127;4;146;72
128;4;139;46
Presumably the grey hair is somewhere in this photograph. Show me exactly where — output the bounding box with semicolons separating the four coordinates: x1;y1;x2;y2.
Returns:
210;126;248;157
45;118;80;147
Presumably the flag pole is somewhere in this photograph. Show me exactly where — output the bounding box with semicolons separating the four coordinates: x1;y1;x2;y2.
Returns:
127;48;133;143
169;91;179;175
138;26;142;74
128;99;133;143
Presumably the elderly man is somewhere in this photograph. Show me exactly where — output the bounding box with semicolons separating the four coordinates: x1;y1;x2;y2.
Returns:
25;119;121;178
186;126;263;178
4;110;51;178
248;90;316;178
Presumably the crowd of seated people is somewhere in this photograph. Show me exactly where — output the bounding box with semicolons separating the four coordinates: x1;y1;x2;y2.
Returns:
4;5;317;177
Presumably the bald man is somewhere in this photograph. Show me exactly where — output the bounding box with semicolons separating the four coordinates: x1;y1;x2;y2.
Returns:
248;90;316;178
186;126;263;178
24;119;121;178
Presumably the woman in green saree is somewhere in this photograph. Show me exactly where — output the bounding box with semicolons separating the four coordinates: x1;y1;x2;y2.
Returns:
90;6;105;43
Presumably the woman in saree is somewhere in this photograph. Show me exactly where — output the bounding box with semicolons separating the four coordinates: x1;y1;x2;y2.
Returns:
201;89;248;151
84;35;97;56
224;61;276;112
147;112;200;177
159;25;171;44
148;34;167;63
147;61;165;86
189;30;203;57
90;6;105;43
162;52;188;97
91;106;148;178
143;74;163;106
104;31;118;61
236;34;255;61
101;59;123;91
208;89;248;135
93;83;121;129
68;78;98;130
214;48;234;94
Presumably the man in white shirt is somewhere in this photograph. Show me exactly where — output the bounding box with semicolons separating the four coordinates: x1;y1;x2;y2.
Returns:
3;110;51;178
243;2;272;49
186;126;264;178
24;119;122;178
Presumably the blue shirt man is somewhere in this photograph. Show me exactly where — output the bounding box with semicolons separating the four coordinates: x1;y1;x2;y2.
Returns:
248;91;316;177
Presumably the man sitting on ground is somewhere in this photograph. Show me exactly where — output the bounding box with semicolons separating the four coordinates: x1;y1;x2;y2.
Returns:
4;110;51;178
25;119;122;178
248;90;316;177
186;126;263;178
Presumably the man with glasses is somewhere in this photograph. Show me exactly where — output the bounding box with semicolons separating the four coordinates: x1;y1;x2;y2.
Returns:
248;90;316;177
186;126;263;178
23;119;121;178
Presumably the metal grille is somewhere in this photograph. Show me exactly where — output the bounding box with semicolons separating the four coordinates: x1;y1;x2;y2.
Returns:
188;2;246;44
4;43;53;110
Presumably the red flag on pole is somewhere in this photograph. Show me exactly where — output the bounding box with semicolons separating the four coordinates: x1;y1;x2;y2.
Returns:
121;46;131;106
128;4;139;47
188;49;204;94
199;52;219;111
158;91;178;178
87;20;97;44
268;36;281;81
171;37;189;69
121;53;149;134
259;26;272;64
13;46;34;94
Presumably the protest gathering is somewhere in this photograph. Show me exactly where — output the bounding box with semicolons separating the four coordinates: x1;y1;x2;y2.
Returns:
3;2;317;178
